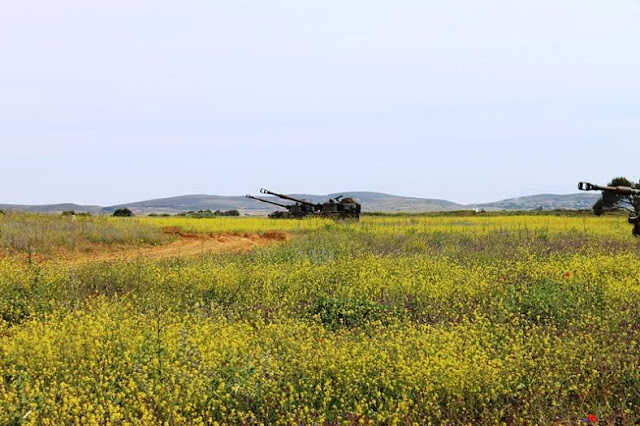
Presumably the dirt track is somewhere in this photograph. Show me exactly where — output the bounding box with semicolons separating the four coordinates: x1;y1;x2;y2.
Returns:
55;230;289;264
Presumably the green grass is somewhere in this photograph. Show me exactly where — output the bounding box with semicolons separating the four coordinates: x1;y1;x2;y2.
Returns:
0;212;171;254
1;215;639;424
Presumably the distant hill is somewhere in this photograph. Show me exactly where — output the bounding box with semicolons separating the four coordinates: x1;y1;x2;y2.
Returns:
475;193;599;210
323;192;462;212
0;192;600;215
106;195;256;214
0;203;102;214
105;192;463;215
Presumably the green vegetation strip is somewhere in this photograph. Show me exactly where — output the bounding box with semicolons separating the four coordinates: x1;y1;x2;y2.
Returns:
0;214;639;423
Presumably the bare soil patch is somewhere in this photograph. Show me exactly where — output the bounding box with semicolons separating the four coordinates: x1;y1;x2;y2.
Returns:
11;230;289;264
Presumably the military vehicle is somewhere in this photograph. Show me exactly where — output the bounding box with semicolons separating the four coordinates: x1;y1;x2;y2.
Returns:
316;195;361;220
246;189;361;220
245;194;315;219
578;181;640;235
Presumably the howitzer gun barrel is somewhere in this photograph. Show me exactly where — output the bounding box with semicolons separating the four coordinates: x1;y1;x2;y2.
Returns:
578;182;640;195
245;195;289;209
259;188;318;208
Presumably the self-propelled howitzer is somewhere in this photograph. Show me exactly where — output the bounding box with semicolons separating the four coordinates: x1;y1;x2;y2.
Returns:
578;181;640;235
318;195;361;220
248;189;361;220
245;194;314;219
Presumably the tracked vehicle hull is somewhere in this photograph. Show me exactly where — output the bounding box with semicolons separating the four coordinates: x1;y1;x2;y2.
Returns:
247;189;361;221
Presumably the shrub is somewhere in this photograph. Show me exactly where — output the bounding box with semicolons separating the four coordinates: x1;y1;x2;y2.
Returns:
177;209;240;218
309;296;391;330
112;208;134;217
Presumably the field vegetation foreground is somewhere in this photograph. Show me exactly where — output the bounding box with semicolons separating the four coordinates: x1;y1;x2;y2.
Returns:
1;213;639;424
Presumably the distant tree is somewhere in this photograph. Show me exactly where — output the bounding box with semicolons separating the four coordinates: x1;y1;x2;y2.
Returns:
592;177;640;216
176;209;240;218
61;210;75;216
112;208;134;217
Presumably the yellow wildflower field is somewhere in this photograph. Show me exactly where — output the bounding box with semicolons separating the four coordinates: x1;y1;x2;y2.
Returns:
0;213;639;424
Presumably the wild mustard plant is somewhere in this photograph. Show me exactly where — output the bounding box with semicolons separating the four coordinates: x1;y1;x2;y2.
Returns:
0;213;639;423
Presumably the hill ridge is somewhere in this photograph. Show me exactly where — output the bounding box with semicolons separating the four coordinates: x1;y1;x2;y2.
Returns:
0;192;599;214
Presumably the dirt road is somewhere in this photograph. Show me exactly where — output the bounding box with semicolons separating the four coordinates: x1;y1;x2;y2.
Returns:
140;229;288;259
50;230;289;264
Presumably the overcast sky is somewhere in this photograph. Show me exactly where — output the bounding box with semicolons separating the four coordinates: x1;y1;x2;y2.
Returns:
1;1;639;205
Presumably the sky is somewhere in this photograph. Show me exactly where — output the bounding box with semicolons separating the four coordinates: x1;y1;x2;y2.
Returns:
1;0;639;206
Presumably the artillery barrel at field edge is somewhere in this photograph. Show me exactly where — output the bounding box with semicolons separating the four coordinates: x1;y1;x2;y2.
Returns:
259;189;320;209
245;195;289;209
578;181;640;236
578;182;640;195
